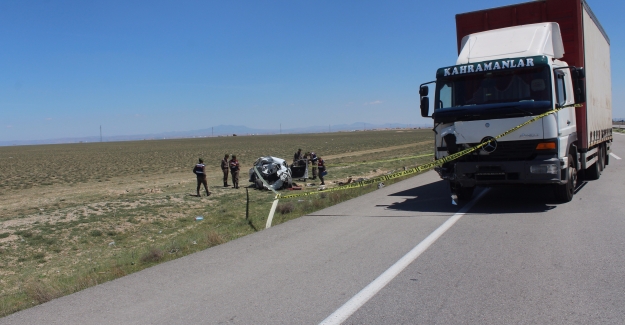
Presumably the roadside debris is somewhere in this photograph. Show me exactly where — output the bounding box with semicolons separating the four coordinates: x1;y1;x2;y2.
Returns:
338;177;353;186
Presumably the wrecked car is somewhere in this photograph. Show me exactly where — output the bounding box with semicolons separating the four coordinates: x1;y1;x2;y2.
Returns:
249;156;293;191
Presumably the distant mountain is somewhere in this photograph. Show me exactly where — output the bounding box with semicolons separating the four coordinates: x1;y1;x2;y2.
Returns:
0;122;431;147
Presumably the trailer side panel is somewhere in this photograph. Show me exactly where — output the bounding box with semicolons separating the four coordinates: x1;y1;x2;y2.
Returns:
582;6;612;147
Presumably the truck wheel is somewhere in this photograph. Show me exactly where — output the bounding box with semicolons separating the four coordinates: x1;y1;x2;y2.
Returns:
585;146;602;180
554;154;577;202
450;182;475;201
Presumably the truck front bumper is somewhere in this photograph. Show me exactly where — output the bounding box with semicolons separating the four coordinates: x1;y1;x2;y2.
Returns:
450;155;564;187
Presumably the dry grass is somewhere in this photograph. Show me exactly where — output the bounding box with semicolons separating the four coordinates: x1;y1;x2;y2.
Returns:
140;248;165;264
206;231;226;246
24;281;63;304
277;202;295;215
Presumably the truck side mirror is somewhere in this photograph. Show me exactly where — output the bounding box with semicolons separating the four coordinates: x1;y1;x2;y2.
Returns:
420;97;430;117
418;81;435;117
573;78;586;104
572;67;586;104
555;66;587;105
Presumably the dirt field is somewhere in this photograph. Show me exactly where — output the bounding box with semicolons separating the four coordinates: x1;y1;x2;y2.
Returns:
0;129;434;316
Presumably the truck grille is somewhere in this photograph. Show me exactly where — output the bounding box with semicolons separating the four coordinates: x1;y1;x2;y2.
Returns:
459;139;550;162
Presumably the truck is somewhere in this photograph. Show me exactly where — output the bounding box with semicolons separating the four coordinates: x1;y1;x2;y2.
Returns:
419;0;612;202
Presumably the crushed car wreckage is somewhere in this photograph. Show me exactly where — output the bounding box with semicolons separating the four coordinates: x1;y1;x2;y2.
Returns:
249;156;309;191
249;156;292;191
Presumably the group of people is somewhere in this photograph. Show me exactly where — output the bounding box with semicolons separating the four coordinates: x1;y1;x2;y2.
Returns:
193;154;240;197
293;148;326;185
194;149;327;197
221;154;240;189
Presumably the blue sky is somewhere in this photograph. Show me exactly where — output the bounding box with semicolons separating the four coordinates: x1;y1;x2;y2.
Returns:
1;0;622;142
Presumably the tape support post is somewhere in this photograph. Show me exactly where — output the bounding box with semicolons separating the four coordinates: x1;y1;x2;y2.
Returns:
279;106;570;200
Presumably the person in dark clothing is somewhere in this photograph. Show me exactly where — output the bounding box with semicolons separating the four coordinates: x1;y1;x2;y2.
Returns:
229;155;240;189
317;156;326;185
194;158;210;197
221;154;230;187
293;148;303;163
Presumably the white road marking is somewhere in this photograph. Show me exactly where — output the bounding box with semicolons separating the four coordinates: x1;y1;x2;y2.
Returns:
610;153;622;160
319;188;490;325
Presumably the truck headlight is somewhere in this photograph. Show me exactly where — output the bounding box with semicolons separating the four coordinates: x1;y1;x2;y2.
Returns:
530;164;558;174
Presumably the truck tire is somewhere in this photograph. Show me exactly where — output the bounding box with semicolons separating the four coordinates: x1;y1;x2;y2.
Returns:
585;146;602;180
554;154;577;202
600;143;606;170
450;182;475;201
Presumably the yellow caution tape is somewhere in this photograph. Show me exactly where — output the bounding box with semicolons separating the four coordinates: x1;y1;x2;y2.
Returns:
278;105;573;200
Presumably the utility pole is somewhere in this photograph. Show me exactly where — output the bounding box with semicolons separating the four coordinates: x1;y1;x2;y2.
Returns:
212;127;213;137
100;125;102;142
363;123;365;131
280;123;282;134
329;124;331;133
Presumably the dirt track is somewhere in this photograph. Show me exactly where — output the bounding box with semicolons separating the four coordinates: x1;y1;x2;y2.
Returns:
323;141;433;160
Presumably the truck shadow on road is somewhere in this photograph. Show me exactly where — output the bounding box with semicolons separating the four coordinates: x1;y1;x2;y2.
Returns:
383;180;581;214
380;180;464;214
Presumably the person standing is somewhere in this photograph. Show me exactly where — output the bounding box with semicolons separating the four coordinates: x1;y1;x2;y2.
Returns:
317;156;326;185
194;158;210;197
221;154;230;187
229;154;240;189
293;148;303;163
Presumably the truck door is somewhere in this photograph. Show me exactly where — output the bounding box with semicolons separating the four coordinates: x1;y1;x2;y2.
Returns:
554;69;576;138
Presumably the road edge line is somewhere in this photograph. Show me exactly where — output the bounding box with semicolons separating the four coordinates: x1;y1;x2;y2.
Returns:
318;188;490;325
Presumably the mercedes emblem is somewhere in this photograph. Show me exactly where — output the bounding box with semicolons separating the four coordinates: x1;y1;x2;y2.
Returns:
480;136;497;154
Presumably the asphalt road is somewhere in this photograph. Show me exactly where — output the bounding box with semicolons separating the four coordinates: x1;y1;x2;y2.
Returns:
2;134;624;324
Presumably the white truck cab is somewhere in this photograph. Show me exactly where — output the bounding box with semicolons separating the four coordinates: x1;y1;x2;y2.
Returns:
420;22;589;202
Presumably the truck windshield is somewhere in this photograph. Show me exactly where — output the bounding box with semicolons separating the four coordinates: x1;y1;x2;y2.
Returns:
435;66;552;109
